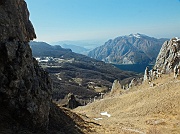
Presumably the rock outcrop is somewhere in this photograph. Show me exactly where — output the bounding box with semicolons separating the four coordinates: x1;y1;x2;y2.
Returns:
154;37;180;73
110;80;123;96
59;93;82;109
0;0;52;132
143;66;150;81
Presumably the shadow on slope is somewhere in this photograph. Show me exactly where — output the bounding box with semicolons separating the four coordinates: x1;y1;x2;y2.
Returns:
0;102;91;134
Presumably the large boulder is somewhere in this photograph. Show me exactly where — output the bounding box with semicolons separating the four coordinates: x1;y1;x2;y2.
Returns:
0;0;52;132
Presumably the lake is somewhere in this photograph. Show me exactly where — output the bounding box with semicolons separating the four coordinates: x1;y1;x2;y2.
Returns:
114;64;154;73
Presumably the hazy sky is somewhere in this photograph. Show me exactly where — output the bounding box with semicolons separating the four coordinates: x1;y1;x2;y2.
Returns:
25;0;180;43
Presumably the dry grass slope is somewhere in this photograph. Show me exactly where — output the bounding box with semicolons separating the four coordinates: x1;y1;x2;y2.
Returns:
74;74;180;134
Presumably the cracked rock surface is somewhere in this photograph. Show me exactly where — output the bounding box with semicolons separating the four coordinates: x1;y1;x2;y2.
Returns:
0;0;52;132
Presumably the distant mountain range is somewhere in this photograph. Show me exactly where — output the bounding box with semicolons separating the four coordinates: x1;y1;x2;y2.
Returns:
30;41;90;55
30;41;72;57
52;40;105;49
60;44;90;55
88;33;168;64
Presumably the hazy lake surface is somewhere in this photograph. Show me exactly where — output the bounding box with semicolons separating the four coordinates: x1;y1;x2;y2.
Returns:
114;64;154;73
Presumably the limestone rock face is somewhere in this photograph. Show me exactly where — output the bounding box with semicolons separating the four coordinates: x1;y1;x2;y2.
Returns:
0;0;51;132
154;38;180;73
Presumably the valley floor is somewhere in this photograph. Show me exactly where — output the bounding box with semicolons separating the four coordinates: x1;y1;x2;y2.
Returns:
74;73;180;134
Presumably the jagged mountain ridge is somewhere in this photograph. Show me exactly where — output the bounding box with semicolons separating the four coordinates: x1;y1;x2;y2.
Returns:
88;33;168;64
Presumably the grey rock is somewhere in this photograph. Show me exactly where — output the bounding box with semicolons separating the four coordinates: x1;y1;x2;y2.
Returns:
154;37;180;73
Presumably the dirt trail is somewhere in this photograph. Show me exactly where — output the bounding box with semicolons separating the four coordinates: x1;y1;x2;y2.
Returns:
74;74;180;134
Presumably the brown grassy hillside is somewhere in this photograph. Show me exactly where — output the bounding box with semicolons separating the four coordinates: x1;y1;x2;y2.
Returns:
74;73;180;134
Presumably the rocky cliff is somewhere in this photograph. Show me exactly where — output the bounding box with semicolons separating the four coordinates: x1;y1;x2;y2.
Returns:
0;1;93;133
0;0;36;41
154;37;180;73
0;0;52;132
88;34;167;64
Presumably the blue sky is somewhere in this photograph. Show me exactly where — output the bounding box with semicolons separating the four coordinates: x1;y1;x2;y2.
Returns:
25;0;180;43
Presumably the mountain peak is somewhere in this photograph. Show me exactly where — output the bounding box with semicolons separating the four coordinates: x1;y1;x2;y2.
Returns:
88;34;167;65
128;33;147;38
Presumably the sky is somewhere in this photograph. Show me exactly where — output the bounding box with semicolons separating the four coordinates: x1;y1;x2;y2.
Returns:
25;0;180;44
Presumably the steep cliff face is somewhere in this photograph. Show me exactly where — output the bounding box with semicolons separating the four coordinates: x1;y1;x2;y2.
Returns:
154;37;180;73
0;0;36;41
0;0;52;132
